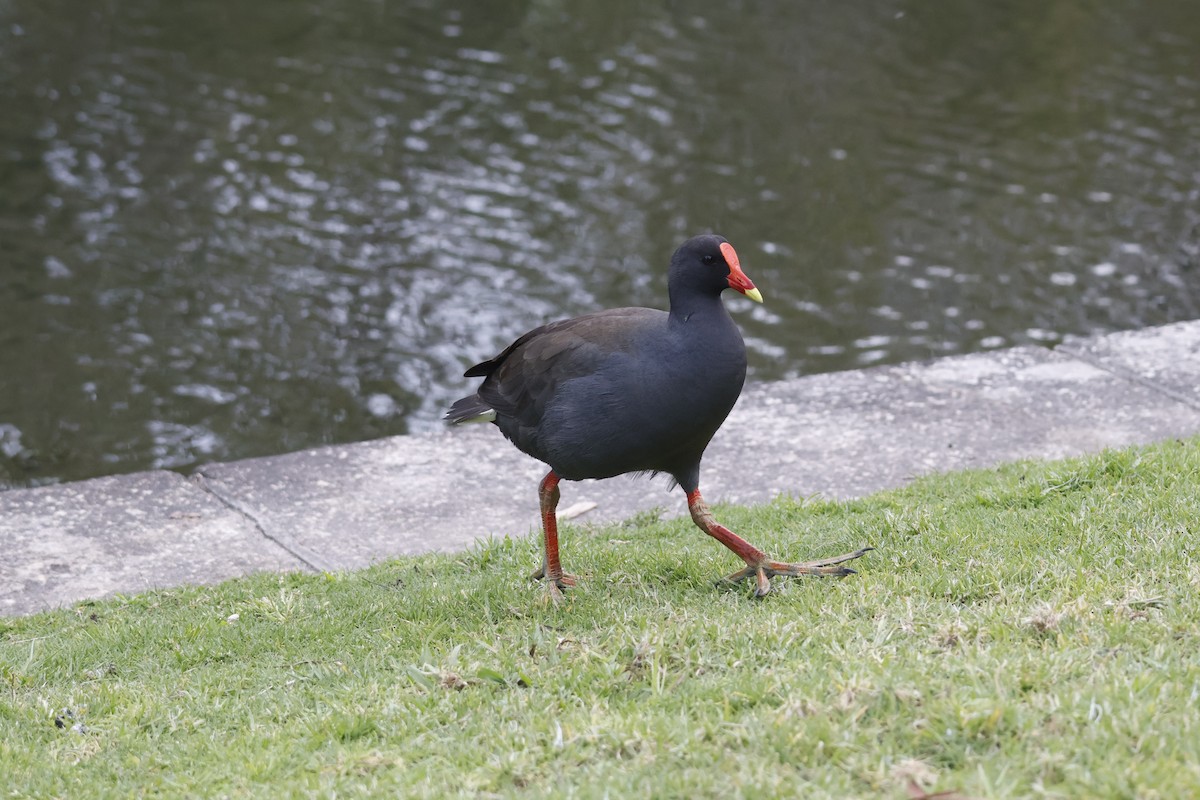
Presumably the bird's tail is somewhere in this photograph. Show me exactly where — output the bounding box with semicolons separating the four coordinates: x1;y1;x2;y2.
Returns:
445;394;497;425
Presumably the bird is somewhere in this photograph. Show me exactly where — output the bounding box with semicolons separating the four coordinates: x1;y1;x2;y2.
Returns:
446;234;870;598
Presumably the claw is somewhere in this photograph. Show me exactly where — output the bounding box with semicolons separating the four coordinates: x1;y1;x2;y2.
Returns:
755;566;770;597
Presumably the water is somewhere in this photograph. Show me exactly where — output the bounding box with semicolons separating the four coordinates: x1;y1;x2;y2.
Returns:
2;0;1199;488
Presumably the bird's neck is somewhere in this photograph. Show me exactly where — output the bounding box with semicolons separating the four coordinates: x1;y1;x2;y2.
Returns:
667;289;730;325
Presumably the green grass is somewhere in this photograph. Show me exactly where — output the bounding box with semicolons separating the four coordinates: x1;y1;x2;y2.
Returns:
3;438;1200;798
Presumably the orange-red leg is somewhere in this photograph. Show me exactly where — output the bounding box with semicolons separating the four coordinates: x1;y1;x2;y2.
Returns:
686;489;871;596
530;471;577;598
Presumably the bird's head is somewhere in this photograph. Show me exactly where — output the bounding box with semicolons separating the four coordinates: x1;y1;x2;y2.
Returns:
669;234;763;304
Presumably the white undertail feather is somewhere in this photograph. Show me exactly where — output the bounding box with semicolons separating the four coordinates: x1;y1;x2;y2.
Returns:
460;409;497;424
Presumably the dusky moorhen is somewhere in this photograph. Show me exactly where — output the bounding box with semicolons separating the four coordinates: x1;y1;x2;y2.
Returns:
447;234;870;597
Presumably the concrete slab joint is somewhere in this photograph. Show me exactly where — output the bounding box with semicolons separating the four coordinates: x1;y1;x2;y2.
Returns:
190;471;335;574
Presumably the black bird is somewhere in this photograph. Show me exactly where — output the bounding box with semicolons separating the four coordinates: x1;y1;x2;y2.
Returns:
447;234;870;597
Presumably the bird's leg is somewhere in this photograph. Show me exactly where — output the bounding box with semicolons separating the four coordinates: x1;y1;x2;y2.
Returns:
530;470;578;599
686;489;871;597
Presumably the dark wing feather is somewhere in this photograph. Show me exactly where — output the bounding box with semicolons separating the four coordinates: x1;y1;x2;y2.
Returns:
471;308;661;432
444;394;493;424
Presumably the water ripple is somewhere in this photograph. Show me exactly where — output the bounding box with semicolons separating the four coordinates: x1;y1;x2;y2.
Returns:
2;0;1199;486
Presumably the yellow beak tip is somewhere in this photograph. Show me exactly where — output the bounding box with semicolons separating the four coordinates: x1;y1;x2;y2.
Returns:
744;287;764;304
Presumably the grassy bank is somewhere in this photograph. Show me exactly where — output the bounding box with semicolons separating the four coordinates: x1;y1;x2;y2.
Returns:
3;437;1199;798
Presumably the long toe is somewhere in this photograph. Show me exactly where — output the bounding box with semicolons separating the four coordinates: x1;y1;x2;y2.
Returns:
722;547;873;594
768;547;873;574
718;565;773;596
720;565;756;585
768;561;858;578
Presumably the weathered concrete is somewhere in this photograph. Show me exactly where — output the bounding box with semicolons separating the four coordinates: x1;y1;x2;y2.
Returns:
1059;321;1200;411
709;343;1200;504
3;319;1200;616
194;428;548;571
0;471;305;616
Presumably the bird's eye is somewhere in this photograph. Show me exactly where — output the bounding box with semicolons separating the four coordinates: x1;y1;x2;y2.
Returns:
702;255;716;265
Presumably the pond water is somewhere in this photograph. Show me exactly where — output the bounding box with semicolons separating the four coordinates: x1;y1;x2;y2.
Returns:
2;0;1199;487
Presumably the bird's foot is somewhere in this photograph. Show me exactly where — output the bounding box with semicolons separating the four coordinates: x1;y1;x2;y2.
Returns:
530;566;578;603
723;547;873;597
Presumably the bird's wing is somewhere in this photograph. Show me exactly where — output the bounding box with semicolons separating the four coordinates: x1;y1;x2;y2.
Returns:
470;307;663;426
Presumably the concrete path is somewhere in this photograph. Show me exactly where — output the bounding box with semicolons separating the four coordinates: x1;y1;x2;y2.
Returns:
3;320;1199;616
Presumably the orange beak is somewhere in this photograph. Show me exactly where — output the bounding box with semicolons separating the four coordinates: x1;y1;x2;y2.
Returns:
720;242;764;303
